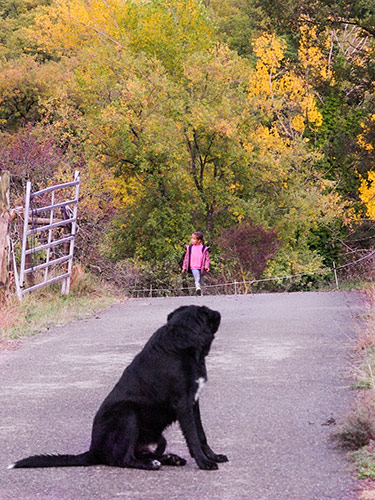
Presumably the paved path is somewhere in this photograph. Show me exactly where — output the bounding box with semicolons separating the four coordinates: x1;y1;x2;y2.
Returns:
0;292;364;500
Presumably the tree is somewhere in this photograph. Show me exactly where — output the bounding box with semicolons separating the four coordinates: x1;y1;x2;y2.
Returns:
0;56;67;131
207;0;267;57
0;0;51;60
248;32;323;138
76;42;252;259
253;0;375;39
31;0;214;75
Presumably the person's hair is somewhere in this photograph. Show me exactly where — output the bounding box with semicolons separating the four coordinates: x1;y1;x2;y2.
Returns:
193;231;204;244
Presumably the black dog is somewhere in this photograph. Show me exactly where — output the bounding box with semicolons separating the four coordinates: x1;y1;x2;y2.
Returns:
9;305;228;471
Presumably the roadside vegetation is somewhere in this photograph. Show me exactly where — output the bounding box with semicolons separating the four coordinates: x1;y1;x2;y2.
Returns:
0;268;121;345
335;284;375;484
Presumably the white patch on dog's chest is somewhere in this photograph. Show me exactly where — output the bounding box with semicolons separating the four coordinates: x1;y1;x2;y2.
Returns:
194;377;206;402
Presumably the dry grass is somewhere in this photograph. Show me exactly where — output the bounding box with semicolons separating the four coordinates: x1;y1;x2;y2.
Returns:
0;269;123;345
335;283;375;486
336;391;375;450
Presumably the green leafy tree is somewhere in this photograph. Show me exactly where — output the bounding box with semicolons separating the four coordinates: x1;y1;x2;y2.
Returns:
0;0;51;60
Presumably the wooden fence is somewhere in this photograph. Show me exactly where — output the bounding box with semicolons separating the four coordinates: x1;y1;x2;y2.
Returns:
13;171;80;300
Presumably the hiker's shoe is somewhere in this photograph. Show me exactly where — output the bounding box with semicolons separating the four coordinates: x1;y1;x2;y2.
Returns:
196;288;202;296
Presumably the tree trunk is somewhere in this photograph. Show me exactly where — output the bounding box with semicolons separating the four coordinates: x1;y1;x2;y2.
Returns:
0;171;10;289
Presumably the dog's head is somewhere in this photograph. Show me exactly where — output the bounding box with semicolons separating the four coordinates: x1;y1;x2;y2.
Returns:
167;305;221;352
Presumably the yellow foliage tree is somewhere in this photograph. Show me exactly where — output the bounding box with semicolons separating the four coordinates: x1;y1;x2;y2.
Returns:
357;112;375;218
31;0;213;75
359;171;375;219
298;21;335;85
248;32;322;138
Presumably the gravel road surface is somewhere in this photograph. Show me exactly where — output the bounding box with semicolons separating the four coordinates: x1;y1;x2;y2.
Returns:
0;291;364;500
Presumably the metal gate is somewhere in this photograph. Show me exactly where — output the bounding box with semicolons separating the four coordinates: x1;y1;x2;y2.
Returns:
13;171;80;300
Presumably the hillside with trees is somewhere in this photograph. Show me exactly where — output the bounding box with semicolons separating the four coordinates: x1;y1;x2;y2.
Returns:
1;0;375;292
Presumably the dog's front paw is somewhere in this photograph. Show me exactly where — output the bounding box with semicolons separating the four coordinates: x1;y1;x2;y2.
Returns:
196;458;218;470
202;445;229;463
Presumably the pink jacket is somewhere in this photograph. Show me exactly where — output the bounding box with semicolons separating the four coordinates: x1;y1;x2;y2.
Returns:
182;245;211;274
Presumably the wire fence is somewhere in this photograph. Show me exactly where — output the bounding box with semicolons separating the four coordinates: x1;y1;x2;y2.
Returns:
125;249;375;298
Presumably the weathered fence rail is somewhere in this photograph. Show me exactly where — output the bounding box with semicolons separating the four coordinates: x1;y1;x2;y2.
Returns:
14;171;80;300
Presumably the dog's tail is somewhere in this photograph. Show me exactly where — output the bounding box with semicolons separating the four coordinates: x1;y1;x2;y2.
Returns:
8;451;97;469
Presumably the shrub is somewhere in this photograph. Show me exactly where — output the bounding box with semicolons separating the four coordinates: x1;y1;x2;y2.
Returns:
335;391;375;450
216;220;280;283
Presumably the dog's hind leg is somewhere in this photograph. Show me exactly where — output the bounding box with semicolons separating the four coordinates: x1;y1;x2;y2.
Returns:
193;402;228;463
159;454;187;466
111;410;161;470
156;437;186;466
137;436;186;466
154;435;167;456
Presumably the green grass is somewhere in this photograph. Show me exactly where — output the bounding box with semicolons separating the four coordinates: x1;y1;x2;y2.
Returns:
352;445;375;479
337;277;370;291
351;380;373;390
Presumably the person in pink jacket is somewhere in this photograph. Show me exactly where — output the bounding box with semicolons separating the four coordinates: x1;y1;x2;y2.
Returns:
181;232;210;296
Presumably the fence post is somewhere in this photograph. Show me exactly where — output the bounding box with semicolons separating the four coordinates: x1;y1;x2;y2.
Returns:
61;171;80;295
333;261;339;289
19;181;31;289
0;171;10;290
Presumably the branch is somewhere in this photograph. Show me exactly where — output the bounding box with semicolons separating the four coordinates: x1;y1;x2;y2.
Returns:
183;130;201;192
298;16;375;38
